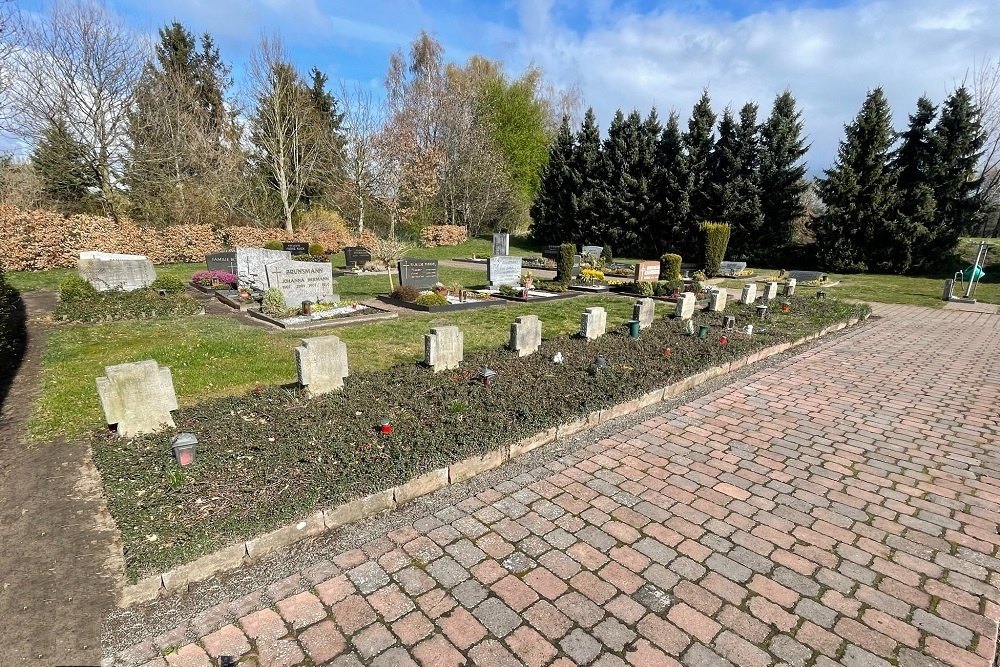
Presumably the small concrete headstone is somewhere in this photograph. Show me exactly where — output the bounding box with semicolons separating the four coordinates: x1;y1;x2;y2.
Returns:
708;288;728;312
236;247;292;291
266;260;337;305
784;278;796;296
78;251;156;292
741;283;757;304
634;261;661;283
96;360;178;437
674;293;696;320
295;335;349;395
580;307;607;340
581;245;603;259
634;298;656;328
424;326;463;372
764;282;778;300
488;255;523;287
509;315;541;357
492;233;510;257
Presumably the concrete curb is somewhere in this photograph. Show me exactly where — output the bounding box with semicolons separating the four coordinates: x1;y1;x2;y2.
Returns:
118;315;863;606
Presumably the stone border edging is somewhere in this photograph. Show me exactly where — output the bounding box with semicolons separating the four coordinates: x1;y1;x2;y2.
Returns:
118;316;862;607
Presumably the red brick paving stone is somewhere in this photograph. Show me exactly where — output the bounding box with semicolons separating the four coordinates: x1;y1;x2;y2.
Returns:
200;624;251;659
636;614;690;655
715;604;769;644
747;573;800;608
571;570;617;604
491;574;540;611
333;548;368;569
275;590;326;628
409;633;467;667
505;626;559;667
257;638;306;667
393;609;435;645
625;639;683;666
352;622;396;660
471;559;508;585
862;608;921;648
437;606;488;650
316;574;355;606
568;541;609;570
748;595;798;632
606;594;647;625
416;587;458;619
924;636;991;667
599;561;646;595
522;566;569;600
523;600;574;640
796;620;843;658
369;583;416;622
834;617;897;659
712;630;772;667
330;594;377;635
239;608;287;641
298;619;347;663
610;545;652;573
468;638;522;667
164;644;211;667
666;603;721;644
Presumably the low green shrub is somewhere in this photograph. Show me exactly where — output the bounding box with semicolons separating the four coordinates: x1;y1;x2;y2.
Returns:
264;240;284;251
54;287;201;322
499;284;521;296
636;281;655;297
601;245;613;263
701;222;731;276
557;243;575;284
308;243;325;257
0;263;26;389
414;291;448;306
261;288;286;316
58;276;98;303
660;253;682;281
536;281;567;293
150;275;186;294
390;284;420;302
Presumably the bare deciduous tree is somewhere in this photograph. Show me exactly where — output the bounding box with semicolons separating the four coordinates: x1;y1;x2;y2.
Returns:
973;56;1000;236
338;82;384;235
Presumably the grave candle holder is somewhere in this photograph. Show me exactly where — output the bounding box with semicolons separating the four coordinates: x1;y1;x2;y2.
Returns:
476;367;497;387
780;301;791;313
627;320;640;339
723;315;736;330
756;305;768;319
378;419;392;436
719;335;728;346
301;300;313;315
816;291;826;300
171;433;198;467
743;324;754;335
684;319;695;335
662;347;672;357
697;324;709;339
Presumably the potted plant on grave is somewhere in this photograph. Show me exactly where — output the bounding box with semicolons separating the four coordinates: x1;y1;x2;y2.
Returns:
521;271;534;290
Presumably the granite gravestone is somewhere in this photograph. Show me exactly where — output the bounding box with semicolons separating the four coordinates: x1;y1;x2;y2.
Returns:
78;252;156;292
492;233;510;257
283;241;310;255
541;245;561;260
634;261;661;283
582;245;604;258
236;247;292;291
343;246;373;269
785;270;824;282
265;260;337;305
719;261;747;277
572;254;582;278
398;259;439;289
488;256;523;287
205;251;238;275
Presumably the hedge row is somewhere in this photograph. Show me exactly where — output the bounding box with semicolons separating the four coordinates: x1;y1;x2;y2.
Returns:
0;263;26;395
92;296;870;578
419;224;468;247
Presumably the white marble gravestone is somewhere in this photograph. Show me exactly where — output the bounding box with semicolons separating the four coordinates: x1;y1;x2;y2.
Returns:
675;293;696;319
634;298;656;328
265;259;337;305
741;283;757;304
708;288;728;312
580;307;607;340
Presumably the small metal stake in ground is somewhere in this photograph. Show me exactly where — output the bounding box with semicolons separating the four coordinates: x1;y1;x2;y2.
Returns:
627;320;640;339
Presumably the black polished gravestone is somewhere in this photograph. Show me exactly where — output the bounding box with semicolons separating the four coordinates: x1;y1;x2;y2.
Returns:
397;258;439;289
205;251;237;274
541;245;562;260
344;246;373;268
283;241;310;255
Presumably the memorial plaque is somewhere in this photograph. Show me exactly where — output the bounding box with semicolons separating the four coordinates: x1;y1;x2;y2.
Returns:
719;261;747;277
582;245;603;258
488;255;522;287
283;241;309;255
343;246;372;268
785;270;825;282
206;251;237;274
398;258;439;289
265;259;337;305
492;233;510;257
634;261;661;282
78;252;155;292
236;247;292;291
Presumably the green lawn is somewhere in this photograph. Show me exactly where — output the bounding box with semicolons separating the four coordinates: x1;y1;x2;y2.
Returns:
30;294;636;441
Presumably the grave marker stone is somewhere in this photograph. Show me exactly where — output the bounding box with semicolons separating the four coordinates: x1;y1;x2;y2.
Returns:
719;261;747;277
509;315;541;357
283;241;310;255
266;260;337;305
398;259;439;289
764;282;778;300
343;246;373;269
541;245;561;260
96;360;178;437
424;326;463;372
784;278;796;296
488;255;523;287
741;283;757;304
785;270;824;282
708;288;728;312
78;252;155;292
580;307;607;340
634;261;661;283
674;293;696;320
296;336;349;395
205;251;237;275
582;245;603;258
634;298;656;328
236;247;292;291
572;254;582;278
492;233;510;257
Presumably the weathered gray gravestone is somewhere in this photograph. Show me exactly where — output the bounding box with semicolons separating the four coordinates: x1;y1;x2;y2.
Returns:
708;288;728;312
633;298;656;328
296;336;349;395
492;233;510;257
488;256;523;287
784;279;796;296
509;315;541;357
581;245;603;258
398;259;439;289
741;283;757;304
580;307;607;340
424;326;463;372
764;282;778;300
674;293;696;319
236;247;292;291
719;261;747;277
265;260;337;305
78;252;156;292
96;360;178;437
785;270;824;282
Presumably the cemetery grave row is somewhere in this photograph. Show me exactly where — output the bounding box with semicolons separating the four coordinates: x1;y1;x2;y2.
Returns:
90;292;870;581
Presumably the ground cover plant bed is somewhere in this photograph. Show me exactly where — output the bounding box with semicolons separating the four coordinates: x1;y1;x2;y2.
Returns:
378;292;505;312
54;277;202;323
487;287;582;303
247;302;397;329
93;295;869;579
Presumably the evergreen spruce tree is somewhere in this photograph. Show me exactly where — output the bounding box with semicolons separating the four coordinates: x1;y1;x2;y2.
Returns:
572;107;605;246
650;112;690;256
530;116;578;243
595;110;629;250
891;96;939;272
682;91;716;255
815;88;898;272
727;102;765;260
301;66;346;207
707;108;739;223
758;91;808;264
31;118;100;213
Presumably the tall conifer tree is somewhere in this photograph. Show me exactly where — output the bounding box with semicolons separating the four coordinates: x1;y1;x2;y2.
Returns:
650;113;690;256
758;91;808;263
573;107;604;245
530;116;578;243
891;96;939;271
683;91;716;255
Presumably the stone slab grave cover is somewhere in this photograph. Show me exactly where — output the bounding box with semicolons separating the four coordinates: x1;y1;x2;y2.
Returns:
708;288;728;312
764;282;778;300
424;326;463;372
634;297;656;328
582;245;603;258
283;241;309;255
296;335;348;395
786;270;825;282
398;259;439;290
509;315;541;357
674;292;696;319
205;251;237;275
741;283;758;304
634;261;661;283
236;247;292;291
719;261;747;277
343;246;373;269
265;259;337;306
488;255;522;287
78;251;155;292
580;307;607;340
492;232;510;257
96;360;178;437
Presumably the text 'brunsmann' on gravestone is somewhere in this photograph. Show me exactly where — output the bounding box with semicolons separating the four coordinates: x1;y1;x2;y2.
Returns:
398;259;439;289
265;260;336;305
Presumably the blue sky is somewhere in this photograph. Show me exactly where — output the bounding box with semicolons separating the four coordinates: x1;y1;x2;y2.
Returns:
16;0;999;172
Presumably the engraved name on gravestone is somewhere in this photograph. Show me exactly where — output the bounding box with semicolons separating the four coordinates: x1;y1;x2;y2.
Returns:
283;241;309;255
492;233;510;257
488;255;522;287
236;247;292;291
398;259;439;289
343;246;372;268
634;261;661;283
582;245;603;258
205;251;237;275
78;252;156;292
266;260;336;305
541;245;561;260
719;261;747;277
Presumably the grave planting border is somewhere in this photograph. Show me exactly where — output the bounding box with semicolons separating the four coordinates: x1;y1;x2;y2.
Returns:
246;305;398;329
377;294;507;312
